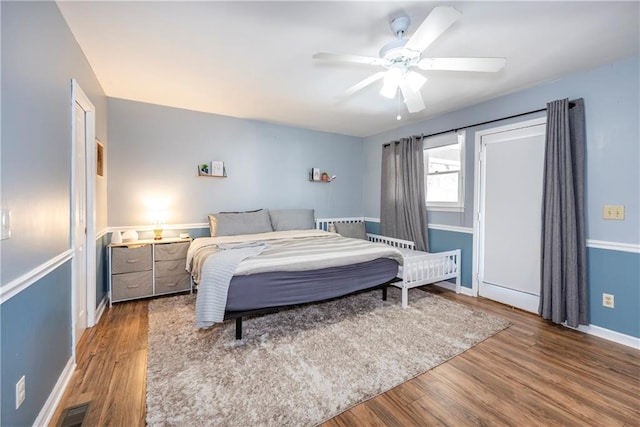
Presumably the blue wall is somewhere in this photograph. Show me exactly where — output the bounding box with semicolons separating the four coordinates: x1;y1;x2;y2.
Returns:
1;262;72;427
107;99;365;227
1;2;108;425
588;248;640;337
363;56;640;339
428;229;474;289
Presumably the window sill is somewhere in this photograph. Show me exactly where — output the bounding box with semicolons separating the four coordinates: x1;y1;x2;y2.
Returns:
427;206;464;213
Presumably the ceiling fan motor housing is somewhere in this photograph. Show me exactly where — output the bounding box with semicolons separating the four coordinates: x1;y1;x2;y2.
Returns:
380;15;420;66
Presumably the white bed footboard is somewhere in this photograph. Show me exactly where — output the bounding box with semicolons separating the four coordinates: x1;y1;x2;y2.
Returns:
316;217;461;308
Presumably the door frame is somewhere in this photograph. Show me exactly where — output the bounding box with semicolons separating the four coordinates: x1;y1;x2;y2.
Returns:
472;117;546;302
71;79;97;352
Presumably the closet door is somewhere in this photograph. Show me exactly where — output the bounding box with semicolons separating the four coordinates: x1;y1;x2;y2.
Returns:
476;120;546;313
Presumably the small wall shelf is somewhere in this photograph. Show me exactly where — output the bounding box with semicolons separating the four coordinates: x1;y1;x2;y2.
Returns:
198;161;227;177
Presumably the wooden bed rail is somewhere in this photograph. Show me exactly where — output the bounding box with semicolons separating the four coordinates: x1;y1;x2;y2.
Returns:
315;217;415;249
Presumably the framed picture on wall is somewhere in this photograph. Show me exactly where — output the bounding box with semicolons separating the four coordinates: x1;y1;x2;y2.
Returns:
198;162;212;176
96;140;104;177
211;161;225;177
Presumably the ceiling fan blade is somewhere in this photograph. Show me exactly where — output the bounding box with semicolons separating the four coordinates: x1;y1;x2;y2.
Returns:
399;82;425;113
313;52;385;66
338;71;386;99
418;57;506;72
404;6;462;54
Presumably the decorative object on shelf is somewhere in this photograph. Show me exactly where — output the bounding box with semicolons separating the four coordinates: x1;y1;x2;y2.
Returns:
199;162;211;175
321;172;329;182
111;230;122;244
96;139;104;177
311;168;320;181
198;161;227;177
122;230;139;243
179;232;190;239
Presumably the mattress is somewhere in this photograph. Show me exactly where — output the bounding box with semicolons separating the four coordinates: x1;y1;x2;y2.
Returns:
224;257;399;312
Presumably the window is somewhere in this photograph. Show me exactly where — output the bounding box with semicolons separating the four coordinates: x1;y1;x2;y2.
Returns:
424;131;465;211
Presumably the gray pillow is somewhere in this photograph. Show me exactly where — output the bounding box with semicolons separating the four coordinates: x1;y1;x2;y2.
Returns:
269;209;315;231
334;222;367;240
208;209;273;237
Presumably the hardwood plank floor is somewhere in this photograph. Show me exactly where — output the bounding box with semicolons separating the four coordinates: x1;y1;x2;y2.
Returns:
49;288;640;426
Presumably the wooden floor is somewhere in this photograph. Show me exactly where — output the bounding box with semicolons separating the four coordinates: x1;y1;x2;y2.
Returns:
50;287;640;427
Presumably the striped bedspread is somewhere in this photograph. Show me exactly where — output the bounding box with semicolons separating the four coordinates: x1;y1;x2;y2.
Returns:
187;229;404;283
187;230;404;328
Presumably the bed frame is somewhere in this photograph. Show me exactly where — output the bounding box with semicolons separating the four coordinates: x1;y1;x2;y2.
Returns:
316;217;461;308
221;217;460;339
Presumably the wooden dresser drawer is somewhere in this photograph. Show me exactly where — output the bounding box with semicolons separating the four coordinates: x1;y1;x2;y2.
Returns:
155;259;187;278
112;270;153;301
111;245;152;274
155;241;189;261
155;274;191;295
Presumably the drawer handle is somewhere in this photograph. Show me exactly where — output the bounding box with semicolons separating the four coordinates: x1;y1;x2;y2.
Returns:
126;284;140;289
166;282;177;287
167;265;178;271
127;259;141;263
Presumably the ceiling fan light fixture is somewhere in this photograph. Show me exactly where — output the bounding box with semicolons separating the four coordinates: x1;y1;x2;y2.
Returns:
406;71;427;91
380;67;403;99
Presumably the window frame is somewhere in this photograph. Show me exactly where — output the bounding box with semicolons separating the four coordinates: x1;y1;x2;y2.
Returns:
424;131;465;212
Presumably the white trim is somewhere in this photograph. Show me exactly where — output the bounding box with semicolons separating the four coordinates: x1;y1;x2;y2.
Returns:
433;281;457;292
428;224;474;234
71;79;97;335
364;217;380;223
587;239;640;254
0;250;74;304
427;206;464;213
95;296;107;325
569;324;640;349
96;228;109;240
459;286;475;297
109;222;209;232
472;117;548;299
32;357;76;427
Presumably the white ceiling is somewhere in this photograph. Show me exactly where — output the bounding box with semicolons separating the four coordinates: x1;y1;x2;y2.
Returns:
57;1;639;137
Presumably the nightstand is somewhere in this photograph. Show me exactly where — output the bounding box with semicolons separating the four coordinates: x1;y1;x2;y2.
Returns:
108;237;192;305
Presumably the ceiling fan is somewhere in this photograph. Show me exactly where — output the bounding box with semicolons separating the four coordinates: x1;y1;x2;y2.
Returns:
313;6;506;114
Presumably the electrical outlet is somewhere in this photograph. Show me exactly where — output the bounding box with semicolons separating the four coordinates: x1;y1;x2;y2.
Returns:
16;375;25;409
602;293;615;308
603;205;625;220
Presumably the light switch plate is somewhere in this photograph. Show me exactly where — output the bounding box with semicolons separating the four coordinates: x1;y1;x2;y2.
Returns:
1;209;10;240
603;205;624;220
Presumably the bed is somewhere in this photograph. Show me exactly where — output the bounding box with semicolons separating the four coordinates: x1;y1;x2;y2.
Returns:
187;209;404;339
316;218;461;308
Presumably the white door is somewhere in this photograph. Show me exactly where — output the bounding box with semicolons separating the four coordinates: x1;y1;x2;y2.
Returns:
73;100;88;345
71;80;97;350
475;118;546;313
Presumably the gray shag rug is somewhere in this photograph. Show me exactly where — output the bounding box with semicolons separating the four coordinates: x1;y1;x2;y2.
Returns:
146;287;509;426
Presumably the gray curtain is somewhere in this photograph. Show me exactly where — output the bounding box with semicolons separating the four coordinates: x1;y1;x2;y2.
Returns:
539;98;588;327
380;135;429;251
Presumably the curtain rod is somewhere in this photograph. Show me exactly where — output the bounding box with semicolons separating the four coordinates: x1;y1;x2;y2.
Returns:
384;101;576;146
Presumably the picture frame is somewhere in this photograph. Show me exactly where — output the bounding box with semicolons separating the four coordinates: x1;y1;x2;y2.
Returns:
96;140;104;177
211;161;225;177
198;162;212;176
312;167;320;181
198;161;226;177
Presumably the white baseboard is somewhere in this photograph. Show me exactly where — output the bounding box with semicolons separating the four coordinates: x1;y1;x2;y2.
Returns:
432;281;475;297
94;296;107;326
460;286;475;297
33;356;76;427
434;281;456;292
569;323;640;349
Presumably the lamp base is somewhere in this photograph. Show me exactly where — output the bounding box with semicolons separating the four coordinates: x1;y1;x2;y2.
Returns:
153;228;163;240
